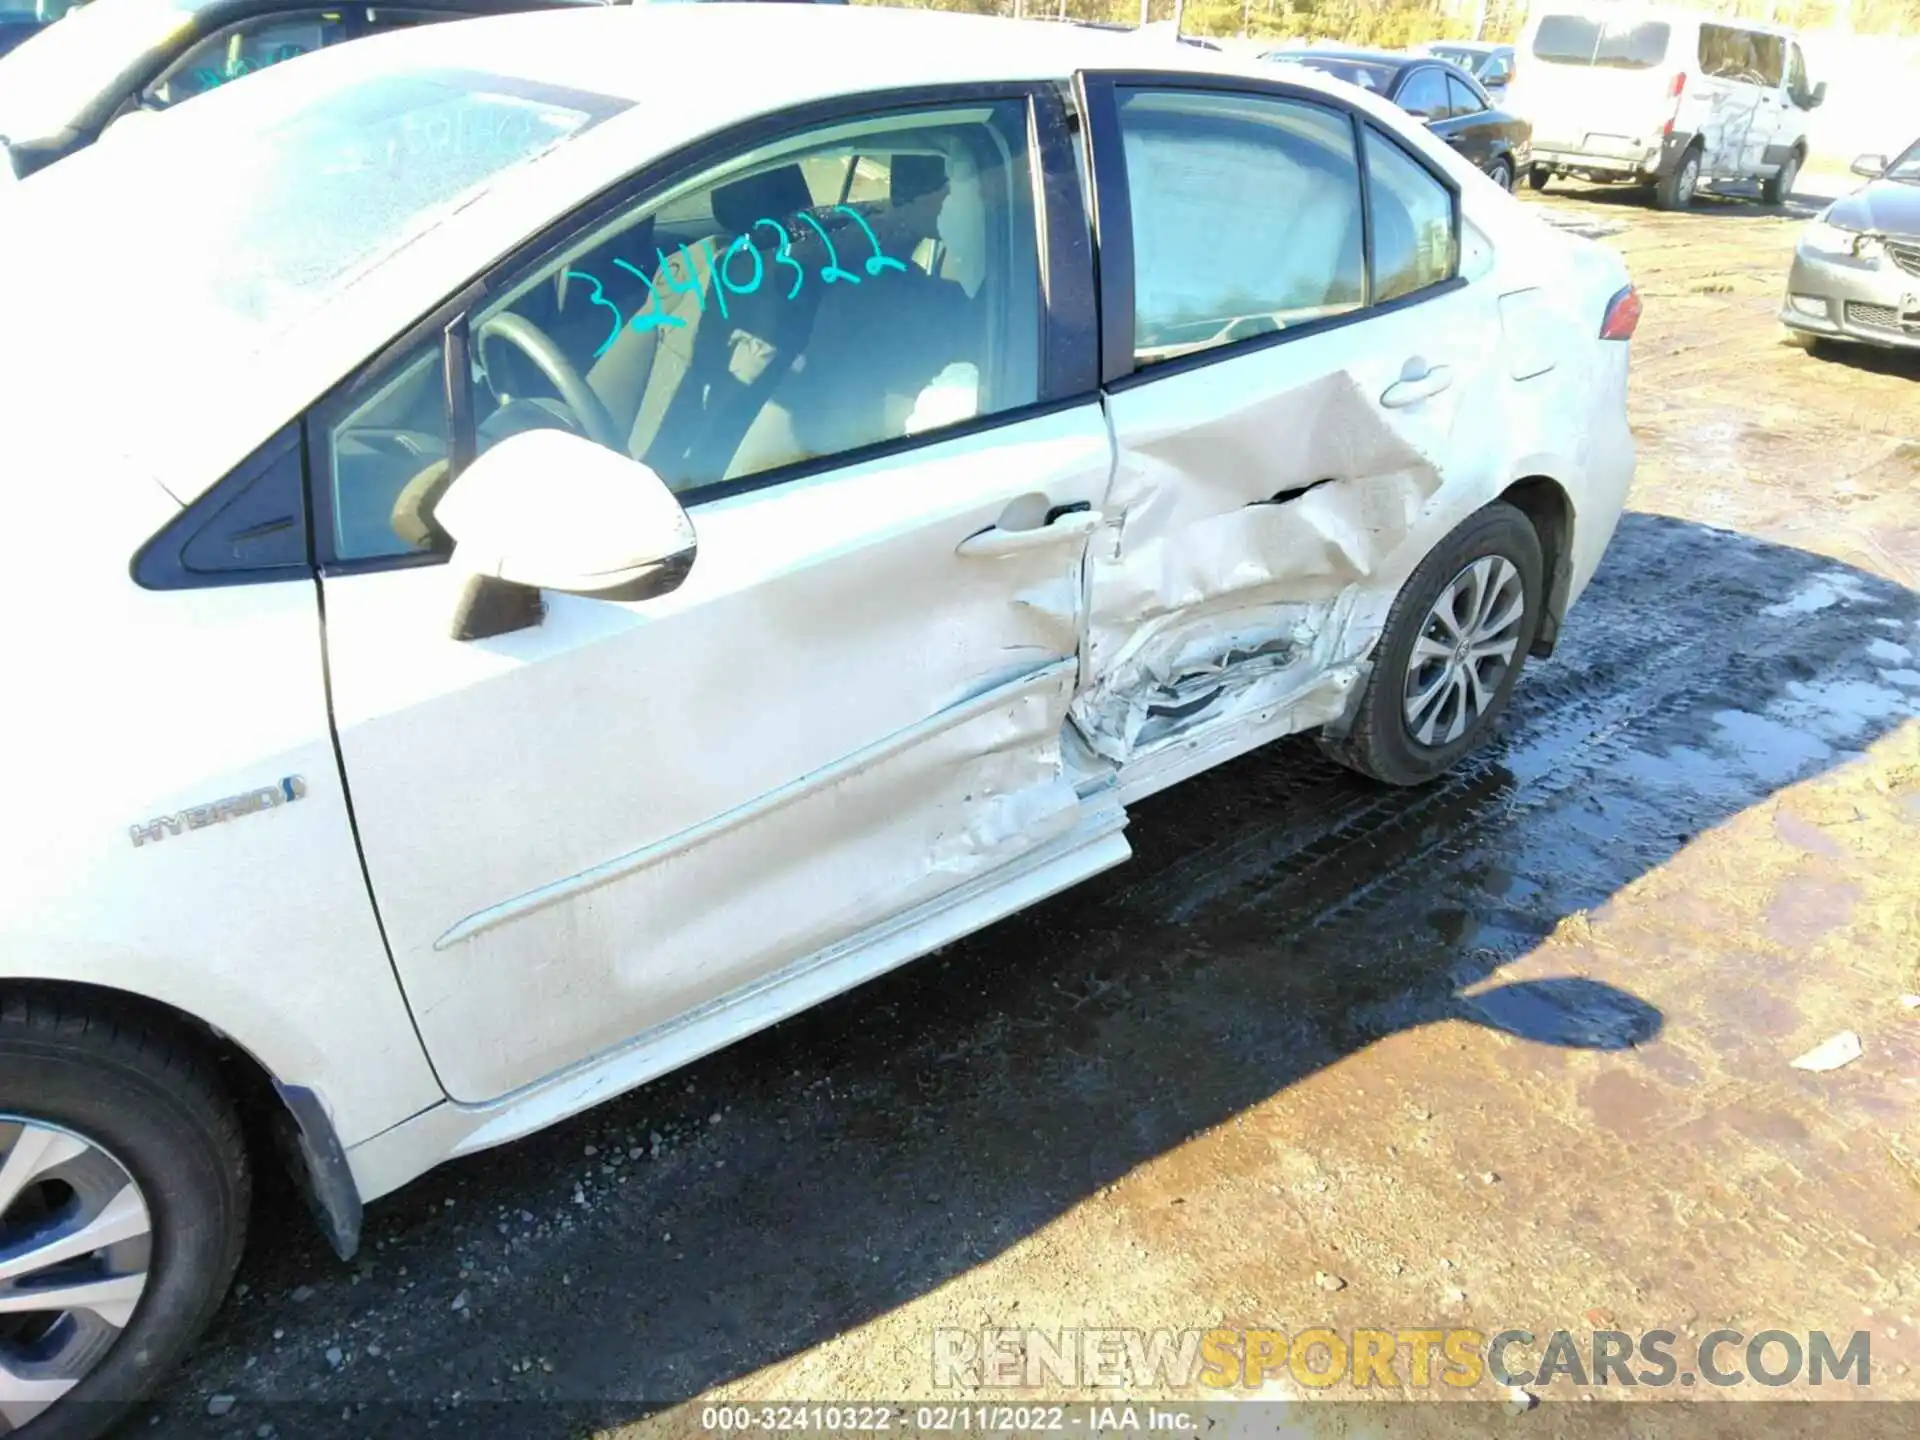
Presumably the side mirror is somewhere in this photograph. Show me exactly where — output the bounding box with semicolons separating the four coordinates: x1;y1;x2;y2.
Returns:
1810;79;1827;107
1852;152;1888;178
433;427;697;640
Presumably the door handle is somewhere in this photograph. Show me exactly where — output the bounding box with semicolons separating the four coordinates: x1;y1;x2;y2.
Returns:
1381;361;1453;408
956;507;1102;558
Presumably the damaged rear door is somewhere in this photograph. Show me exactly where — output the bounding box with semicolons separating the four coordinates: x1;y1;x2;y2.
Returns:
1075;74;1501;796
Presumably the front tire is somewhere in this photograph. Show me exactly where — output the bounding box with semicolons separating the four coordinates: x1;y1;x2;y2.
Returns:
1487;158;1514;192
1762;150;1801;206
1526;166;1551;191
1320;502;1545;787
0;994;249;1440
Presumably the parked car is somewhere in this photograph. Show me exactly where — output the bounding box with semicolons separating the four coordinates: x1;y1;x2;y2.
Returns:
1415;39;1516;104
0;0;610;178
1505;3;1824;209
0;0;81;61
1780;142;1920;352
1263;45;1533;190
0;8;1636;1434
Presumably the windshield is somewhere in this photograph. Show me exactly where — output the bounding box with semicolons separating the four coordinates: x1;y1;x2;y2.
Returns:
0;52;628;373
1266;54;1396;93
1532;14;1671;69
1426;45;1485;73
1883;139;1920;182
0;0;199;141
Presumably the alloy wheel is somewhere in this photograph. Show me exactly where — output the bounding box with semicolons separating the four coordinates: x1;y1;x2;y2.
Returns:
1401;554;1527;748
1676;155;1699;206
0;1119;151;1433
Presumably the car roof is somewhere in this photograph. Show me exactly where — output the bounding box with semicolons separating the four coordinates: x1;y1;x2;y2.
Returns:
1267;46;1411;67
1529;5;1800;39
335;5;1350;109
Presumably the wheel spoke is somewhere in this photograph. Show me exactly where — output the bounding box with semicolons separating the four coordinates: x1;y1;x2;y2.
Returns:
0;1272;146;1329
0;1128;85;1215
1459;559;1490;635
1407;662;1456;739
1470;634;1519;665
1411;633;1454;665
0;1185;148;1285
0;1358;76;1430
1475;585;1525;642
1440;668;1473;743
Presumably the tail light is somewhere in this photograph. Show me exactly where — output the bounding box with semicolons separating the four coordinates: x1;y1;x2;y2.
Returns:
1601;284;1642;340
1660;71;1687;136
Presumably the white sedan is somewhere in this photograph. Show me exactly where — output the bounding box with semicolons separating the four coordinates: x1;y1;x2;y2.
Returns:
0;6;1635;1431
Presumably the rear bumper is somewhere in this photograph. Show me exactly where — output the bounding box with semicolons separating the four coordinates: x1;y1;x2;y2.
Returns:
1780;244;1920;350
1531;131;1695;181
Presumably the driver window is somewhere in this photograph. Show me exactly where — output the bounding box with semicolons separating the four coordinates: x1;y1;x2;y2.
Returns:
460;98;1040;511
142;10;350;109
318;99;1040;563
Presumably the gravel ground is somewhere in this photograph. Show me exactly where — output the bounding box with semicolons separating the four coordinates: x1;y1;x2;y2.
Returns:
141;178;1920;1439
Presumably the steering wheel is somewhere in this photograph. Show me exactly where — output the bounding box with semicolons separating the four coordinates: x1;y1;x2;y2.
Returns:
474;311;624;453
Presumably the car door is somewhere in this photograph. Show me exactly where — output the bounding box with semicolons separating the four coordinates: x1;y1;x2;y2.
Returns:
1393;64;1452;136
1479;50;1513;106
1074;74;1502;792
1694;22;1761;177
1741;29;1787;177
1442;73;1498;169
313;88;1123;1104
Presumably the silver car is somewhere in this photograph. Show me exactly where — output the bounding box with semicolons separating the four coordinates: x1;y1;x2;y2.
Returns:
1782;140;1920;352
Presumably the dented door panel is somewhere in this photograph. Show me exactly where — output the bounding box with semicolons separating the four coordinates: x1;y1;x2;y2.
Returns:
1082;287;1508;780
325;408;1114;1102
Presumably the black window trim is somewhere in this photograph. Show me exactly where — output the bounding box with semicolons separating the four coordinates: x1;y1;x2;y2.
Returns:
309;79;1100;576
131;421;315;589
1077;68;1464;393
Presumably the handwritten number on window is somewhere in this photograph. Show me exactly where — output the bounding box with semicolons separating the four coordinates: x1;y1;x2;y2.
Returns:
754;218;806;300
835;206;907;277
565;270;624;359
798;212;861;286
720;235;764;296
610;259;683;334
656;243;726;320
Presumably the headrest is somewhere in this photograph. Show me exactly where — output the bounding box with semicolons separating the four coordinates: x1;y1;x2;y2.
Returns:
891;153;948;205
711;164;813;236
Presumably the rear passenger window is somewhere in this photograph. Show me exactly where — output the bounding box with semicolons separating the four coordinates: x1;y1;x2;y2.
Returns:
1364;127;1456;304
1113;89;1365;365
452;99;1041;514
1446;76;1485;117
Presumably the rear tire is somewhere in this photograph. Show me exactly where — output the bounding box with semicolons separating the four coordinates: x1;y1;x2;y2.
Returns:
1320;502;1545;787
0;994;249;1440
1526;166;1551;191
1653;148;1700;210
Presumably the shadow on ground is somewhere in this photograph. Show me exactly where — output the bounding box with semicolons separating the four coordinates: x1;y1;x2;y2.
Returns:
1536;178;1824;221
148;512;1920;1437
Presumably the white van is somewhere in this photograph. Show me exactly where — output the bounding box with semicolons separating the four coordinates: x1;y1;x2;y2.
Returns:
1508;4;1825;208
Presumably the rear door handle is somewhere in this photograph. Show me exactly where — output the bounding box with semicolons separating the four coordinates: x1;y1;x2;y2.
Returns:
1381;362;1453;408
956;507;1102;558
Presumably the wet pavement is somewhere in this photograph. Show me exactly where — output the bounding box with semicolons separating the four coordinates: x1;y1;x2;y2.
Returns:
146;183;1920;1435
